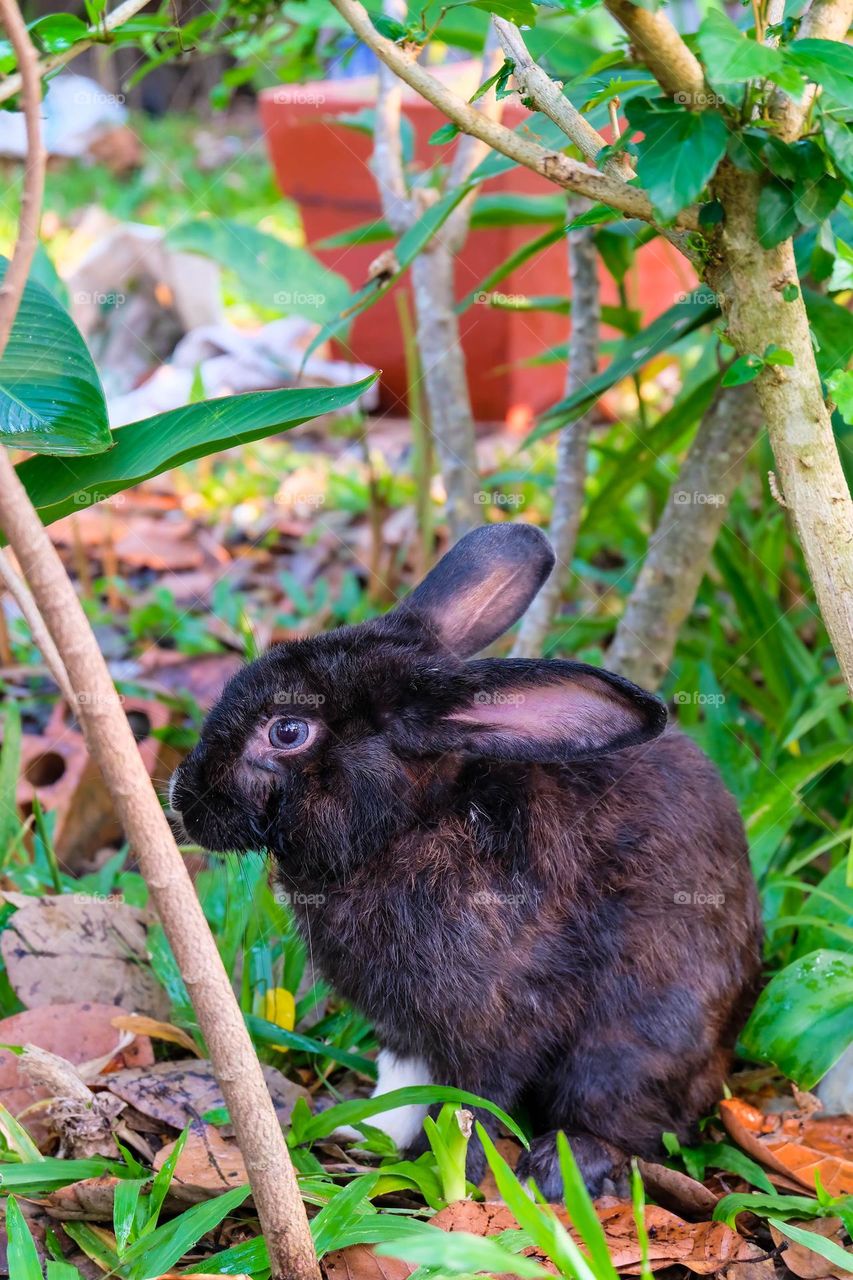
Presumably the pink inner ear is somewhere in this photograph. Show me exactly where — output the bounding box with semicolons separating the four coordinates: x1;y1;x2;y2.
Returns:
449;677;641;752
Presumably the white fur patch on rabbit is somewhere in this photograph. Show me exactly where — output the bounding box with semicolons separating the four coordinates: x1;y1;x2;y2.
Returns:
334;1050;432;1147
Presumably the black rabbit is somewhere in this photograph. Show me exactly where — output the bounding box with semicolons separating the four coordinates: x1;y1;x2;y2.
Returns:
170;523;762;1196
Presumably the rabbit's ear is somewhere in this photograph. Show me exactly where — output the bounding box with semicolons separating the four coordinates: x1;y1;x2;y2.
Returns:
394;660;666;762
390;524;555;658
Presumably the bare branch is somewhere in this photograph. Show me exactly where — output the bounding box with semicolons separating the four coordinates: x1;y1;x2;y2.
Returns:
513;202;600;657
446;24;505;249
491;16;697;263
608;384;764;689
0;0;151;107
373;0;412;235
330;0;701;233
0;550;74;702
0;2;320;1274
771;0;853;139
604;0;706;102
492;16;631;178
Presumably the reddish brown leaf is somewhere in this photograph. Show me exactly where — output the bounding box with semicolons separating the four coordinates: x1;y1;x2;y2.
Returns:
721;1097;853;1196
323;1197;760;1278
153;1124;249;1202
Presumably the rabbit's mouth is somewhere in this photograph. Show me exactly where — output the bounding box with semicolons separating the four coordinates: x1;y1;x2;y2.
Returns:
168;756;273;855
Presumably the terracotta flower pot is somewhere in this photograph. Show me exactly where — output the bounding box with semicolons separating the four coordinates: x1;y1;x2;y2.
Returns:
259;66;695;422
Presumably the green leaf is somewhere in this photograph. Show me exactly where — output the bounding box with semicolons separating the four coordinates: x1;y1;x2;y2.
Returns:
804;288;852;380
113;1178;146;1254
470;0;537;23
471;192;567;228
47;1264;86;1280
763;344;794;367
245;1013;377;1075
794;173;844;227
822;116;853;185
769;1218;853;1271
311;1174;378;1256
0;1157;125;1192
164;221;350;325
0;258;110;456
29;12;89;54
16;378;376;528
458;225;566;312
120;1183;251;1279
529;290;720;441
697;11;805;98
375;1226;549;1277
626;98;729;221
299;1085;528;1146
5;1197;43;1280
557;1133;619;1280
756;181;800;249
740;949;853;1088
787;38;853;102
680;1141;774;1193
828;370;853;425
714;1191;828;1229
429;121;460;144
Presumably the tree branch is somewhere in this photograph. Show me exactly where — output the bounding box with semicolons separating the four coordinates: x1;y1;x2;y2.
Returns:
513;201;601;658
771;0;853;140
490;16;697;263
603;0;706;102
329;0;701;234
372;1;412;236
0;550;74;702
0;0;151;107
607;384;764;688
0;2;319;1275
492;16;631;178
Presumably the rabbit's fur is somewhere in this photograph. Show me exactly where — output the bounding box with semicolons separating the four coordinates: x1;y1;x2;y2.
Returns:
171;524;762;1195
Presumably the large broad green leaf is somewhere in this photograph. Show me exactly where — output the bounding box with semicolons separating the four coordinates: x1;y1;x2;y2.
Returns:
165;220;350;325
739;948;853;1088
822;116;853;186
0;258;110;456
17;377;376;527
697;11;805;100
787;38;853;103
526;291;721;443
627;98;729;222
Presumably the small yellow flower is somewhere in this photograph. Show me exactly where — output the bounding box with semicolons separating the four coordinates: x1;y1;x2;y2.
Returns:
261;987;296;1050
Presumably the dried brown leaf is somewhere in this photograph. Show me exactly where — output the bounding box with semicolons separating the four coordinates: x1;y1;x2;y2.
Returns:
153;1124;249;1202
103;1058;308;1134
0;1003;152;1147
0;896;169;1018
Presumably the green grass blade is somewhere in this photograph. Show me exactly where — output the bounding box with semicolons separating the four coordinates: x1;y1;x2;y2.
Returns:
301;1086;527;1146
557;1132;619;1280
5;1196;44;1280
120;1183;251;1279
768;1217;853;1271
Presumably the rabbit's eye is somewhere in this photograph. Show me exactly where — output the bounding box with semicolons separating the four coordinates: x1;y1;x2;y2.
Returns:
269;718;310;750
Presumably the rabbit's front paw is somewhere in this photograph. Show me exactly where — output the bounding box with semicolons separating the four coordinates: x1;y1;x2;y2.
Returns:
516;1131;628;1199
